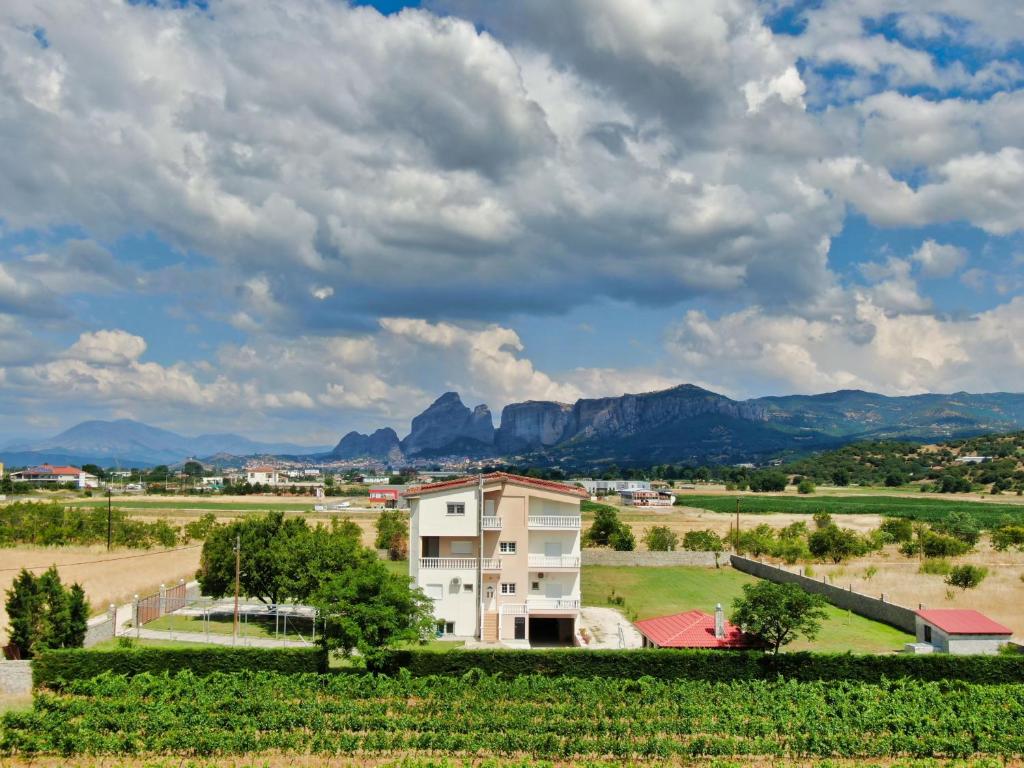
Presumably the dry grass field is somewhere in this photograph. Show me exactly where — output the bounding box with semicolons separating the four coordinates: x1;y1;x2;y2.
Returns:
0;544;202;645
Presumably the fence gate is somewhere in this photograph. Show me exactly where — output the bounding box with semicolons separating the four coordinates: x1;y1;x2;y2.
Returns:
164;582;187;613
136;593;161;625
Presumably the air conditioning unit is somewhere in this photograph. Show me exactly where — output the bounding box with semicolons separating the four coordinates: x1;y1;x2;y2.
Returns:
538;573;545;579
450;577;462;588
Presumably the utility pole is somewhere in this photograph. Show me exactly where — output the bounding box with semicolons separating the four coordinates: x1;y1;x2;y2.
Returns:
233;534;241;644
734;498;740;551
106;487;113;551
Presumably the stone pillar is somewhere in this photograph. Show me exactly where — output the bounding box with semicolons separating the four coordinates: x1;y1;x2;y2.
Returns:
133;595;140;639
159;584;166;617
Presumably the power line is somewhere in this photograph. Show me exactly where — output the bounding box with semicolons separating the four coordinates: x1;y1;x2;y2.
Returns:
0;544;203;573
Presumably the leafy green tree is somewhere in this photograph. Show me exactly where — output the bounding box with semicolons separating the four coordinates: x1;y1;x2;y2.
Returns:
682;529;723;552
729;524;777;557
747;471;787;492
4;567;88;658
642;525;678;551
182;461;205;478
198;511;314;605
81;464;106;480
992;525;1024;551
583;504;624;547
900;529;972;558
933;511;980;545
183;512;220;542
374;510;409;560
609;525;636;551
946;564;988;589
879;517;914;543
808;524;868;563
730;581;828;656
831;468;850;486
797;478;816;494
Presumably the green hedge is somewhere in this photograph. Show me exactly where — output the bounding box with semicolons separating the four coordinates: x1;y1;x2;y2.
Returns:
32;647;327;688
368;648;1024;683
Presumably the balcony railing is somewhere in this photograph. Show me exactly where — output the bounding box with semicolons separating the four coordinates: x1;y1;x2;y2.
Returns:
500;603;528;615
419;558;477;569
482;516;502;530
528;554;580;569
481;558;502;570
527;598;581;611
527;515;581;530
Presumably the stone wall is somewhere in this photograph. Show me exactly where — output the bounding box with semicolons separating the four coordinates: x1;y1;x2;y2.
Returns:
730;555;917;632
0;660;32;695
582;550;721;567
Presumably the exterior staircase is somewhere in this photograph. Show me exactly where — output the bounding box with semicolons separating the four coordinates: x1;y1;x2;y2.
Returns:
483;612;498;643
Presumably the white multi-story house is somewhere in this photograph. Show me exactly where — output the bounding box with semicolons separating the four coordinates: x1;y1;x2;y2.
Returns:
406;472;586;646
246;466;281;485
10;464;99;489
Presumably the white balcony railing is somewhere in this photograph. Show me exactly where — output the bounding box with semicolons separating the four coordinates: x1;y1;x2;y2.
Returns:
481;558;502;570
419;558;477;569
527;598;581;611
527;515;581;530
500;603;528;615
528;554;580;569
482;516;502;529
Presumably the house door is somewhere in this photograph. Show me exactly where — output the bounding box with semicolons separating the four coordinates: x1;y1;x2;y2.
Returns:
514;616;526;640
422;537;440;558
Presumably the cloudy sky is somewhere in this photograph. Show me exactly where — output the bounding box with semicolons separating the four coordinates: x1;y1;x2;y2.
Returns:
2;0;1024;445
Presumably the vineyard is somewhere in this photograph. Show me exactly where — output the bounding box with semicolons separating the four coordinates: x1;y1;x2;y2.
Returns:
3;671;1024;759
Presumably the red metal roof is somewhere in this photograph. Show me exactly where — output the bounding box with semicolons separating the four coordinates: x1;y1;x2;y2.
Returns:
916;609;1012;635
634;610;761;649
403;472;589;499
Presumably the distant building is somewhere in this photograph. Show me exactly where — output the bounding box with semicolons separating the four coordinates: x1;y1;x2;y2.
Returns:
913;610;1013;654
619;489;675;507
955;456;992;464
635;606;761;649
573;479;651;494
246;466;281;486
199;476;224;489
369;485;408;509
10;464;99;489
361;475;391;484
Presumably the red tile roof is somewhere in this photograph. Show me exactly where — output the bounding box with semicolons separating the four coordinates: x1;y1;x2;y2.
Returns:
404;471;589;499
634;610;761;649
22;465;83;475
916;609;1012;635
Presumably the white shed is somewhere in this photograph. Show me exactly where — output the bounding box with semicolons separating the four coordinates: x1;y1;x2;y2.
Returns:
914;609;1012;655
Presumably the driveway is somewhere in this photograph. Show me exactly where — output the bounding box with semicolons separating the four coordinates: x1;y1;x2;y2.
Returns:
579;606;643;649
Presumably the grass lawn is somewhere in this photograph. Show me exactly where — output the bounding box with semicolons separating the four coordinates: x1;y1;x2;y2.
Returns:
146;611;313;640
582;565;912;653
382;559;409;577
675;494;1024;525
87;637;214;650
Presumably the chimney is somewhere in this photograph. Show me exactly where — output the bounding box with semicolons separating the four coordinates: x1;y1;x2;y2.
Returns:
714;603;725;640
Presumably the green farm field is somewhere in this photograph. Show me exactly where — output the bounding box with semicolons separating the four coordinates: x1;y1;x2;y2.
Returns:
675;494;1024;525
582;565;912;653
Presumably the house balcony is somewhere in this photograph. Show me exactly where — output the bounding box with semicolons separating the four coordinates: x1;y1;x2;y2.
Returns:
418;558;477;570
528;554;580;570
481;557;502;571
527;515;581;530
526;597;581;612
482;516;502;530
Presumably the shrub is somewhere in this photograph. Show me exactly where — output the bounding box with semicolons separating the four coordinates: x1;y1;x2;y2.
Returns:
901;530;972;558
682;529;723;552
608;526;636;551
368;648;1024;683
919;558;953;575
32;647;327;689
808;525;870;563
642;525;678;551
992;525;1024;551
879;517;914;543
797;478;816;494
946;564;988;590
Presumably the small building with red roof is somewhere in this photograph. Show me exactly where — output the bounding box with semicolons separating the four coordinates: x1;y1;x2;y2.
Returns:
10;464;99;489
634;605;762;650
915;609;1013;655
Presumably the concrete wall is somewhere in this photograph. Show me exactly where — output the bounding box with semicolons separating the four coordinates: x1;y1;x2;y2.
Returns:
582;550;721;567
0;660;32;695
83;611;115;647
730;555;917;633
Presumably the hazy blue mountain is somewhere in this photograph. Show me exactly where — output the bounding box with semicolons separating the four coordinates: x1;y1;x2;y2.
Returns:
2;419;325;467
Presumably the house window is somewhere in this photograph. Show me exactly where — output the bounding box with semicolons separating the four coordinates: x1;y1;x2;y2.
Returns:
531;581;540;591
450;540;473;555
463;583;474;592
425;583;443;600
500;582;516;595
436;621;455;636
446;503;465;515
499;541;517;554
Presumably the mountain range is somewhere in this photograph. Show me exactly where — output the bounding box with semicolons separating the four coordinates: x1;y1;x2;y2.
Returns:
1;419;328;468
6;385;1024;469
329;385;1024;467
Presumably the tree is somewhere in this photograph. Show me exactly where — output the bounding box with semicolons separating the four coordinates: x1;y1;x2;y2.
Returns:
642;525;678;551
198;511;317;605
183;512;220;542
182;461;205;478
584;504;624;547
81;464;106;480
682;529;723;552
797;478;816;494
831;468;851;487
946;564;987;589
879;517;913;543
808;524;868;563
933;511;980;545
313;558;434;658
900;529;972;558
4;567;88;658
609;526;636;551
747;471;787;492
730;581;828;656
374;510;409;560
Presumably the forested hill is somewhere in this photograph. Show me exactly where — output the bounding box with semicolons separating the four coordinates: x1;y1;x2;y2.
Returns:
781;432;1024;493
